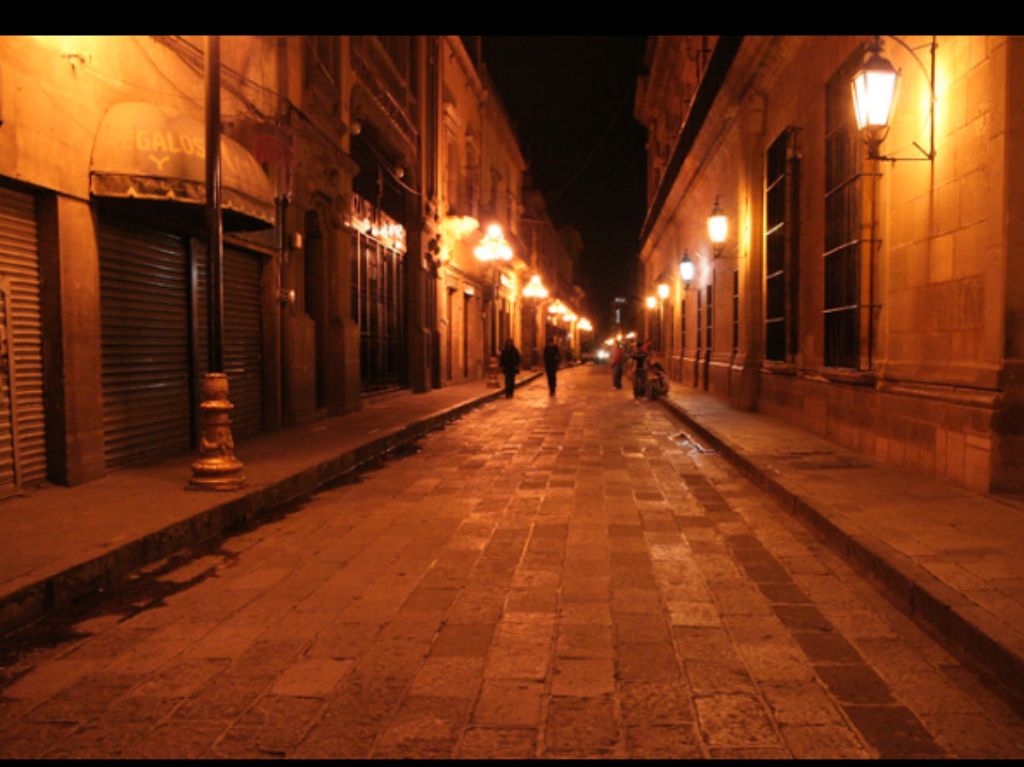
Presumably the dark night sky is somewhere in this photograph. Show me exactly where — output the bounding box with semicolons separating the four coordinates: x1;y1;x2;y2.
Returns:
481;36;648;335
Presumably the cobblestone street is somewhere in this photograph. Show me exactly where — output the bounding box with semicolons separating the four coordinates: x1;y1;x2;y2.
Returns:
2;365;1023;759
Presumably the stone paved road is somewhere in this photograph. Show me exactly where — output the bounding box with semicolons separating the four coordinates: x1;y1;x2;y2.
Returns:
2;365;1024;759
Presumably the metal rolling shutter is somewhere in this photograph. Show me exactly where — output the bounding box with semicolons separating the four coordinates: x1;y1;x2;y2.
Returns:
194;245;264;441
99;220;191;469
0;186;47;491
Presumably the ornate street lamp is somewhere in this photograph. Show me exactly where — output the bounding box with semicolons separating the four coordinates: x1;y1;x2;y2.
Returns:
679;250;695;288
473;223;513;263
522;274;549;299
851;36;936;162
657;283;670;301
473;223;513;383
708;196;727;257
190;34;245;492
851;38;898;160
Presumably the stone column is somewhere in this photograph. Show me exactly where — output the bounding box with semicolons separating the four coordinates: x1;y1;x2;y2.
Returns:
37;194;106;485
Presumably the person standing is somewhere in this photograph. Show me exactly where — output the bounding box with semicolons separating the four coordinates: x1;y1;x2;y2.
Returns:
631;338;651;399
543;337;562;396
606;342;622;389
499;338;521;399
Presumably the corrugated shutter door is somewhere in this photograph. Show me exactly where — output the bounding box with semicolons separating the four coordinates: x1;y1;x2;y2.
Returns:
99;220;191;469
0;186;47;490
194;245;264;441
0;287;14;492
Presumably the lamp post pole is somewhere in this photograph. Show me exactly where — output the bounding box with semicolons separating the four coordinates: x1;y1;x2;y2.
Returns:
188;34;246;491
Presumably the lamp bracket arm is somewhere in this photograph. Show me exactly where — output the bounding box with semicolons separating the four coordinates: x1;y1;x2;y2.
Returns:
884;35;936;92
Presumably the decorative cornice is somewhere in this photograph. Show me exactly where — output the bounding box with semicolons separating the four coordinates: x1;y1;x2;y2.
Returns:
638;36;744;248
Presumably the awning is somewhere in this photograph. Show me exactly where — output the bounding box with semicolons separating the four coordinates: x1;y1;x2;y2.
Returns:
90;101;275;231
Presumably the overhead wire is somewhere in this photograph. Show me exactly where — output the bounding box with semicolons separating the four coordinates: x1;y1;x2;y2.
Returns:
546;82;633;207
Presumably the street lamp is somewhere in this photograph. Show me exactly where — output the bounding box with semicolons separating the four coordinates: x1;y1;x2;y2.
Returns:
522;275;549;367
645;295;657;310
657;283;670;301
679;250;695;288
548;299;568;316
522;274;549;299
851;35;936;162
708;196;727;257
473;223;513;263
473;223;514;384
190;34;245;492
851;38;898;160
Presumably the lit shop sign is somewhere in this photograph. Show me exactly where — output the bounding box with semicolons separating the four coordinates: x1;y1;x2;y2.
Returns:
347;194;407;253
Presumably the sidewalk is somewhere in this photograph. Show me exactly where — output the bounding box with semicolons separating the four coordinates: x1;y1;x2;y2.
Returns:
0;371;543;636
657;386;1024;710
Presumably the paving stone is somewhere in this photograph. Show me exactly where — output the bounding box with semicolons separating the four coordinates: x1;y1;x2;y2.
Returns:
685;659;759;695
616;642;680;682
551;657;615;696
173;674;267;720
625;723;704;758
666;600;722;627
271;657;353;697
610;588;662;614
544;695;619;756
693;693;780;748
44;722;153;759
409;656;484;699
921;711;1024;758
618;680;696;725
373;695;469;759
791;630;863;664
126;719;229;759
842;704;947;758
771;604;833;631
612;612;673;644
3;660;102;701
457;726;537;758
780;723;870;758
815;664;895;704
552;625;613;663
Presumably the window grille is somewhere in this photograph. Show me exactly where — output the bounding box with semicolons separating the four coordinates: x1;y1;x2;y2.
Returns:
765;127;800;361
732;269;739;354
824;54;865;369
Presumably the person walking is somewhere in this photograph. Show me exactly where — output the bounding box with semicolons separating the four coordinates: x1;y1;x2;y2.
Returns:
606;342;622;389
543;337;562;396
499;338;521;399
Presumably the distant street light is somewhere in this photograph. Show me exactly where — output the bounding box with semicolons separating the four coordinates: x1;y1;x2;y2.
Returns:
522;274;549;299
708;196;727;256
679;250;695;288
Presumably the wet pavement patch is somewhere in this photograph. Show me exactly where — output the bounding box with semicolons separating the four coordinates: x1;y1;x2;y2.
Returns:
672;432;716;454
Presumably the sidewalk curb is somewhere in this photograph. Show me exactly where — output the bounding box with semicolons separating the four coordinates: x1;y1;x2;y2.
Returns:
0;372;543;637
657;395;1024;712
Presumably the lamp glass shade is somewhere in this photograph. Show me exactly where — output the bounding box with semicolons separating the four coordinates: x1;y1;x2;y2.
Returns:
657;283;670;300
645;295;657;310
473;223;513;262
851;53;898;131
679;255;695;284
523;274;549;299
708;210;728;245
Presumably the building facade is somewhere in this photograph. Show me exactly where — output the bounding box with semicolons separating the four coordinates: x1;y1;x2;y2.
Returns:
636;35;1024;493
0;35;585;496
